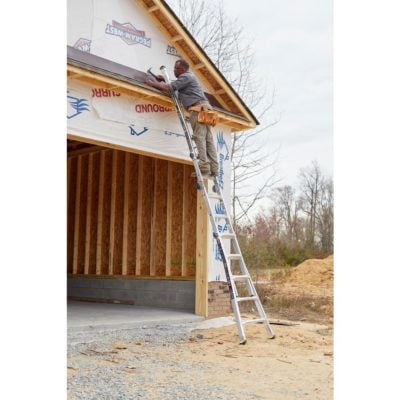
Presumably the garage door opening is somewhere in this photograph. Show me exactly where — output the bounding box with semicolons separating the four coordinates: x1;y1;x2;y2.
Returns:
67;139;202;312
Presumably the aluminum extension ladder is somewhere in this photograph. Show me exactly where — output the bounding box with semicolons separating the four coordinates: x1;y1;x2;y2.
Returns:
160;66;275;344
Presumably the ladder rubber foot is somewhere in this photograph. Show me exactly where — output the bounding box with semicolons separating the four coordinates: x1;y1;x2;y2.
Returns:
239;340;247;345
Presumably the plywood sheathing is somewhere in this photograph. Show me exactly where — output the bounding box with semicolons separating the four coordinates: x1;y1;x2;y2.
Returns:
68;146;199;279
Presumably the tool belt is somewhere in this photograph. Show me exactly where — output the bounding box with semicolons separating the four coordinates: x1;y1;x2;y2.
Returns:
188;103;219;127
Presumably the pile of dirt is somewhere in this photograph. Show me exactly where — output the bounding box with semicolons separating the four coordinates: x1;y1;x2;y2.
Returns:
283;255;334;297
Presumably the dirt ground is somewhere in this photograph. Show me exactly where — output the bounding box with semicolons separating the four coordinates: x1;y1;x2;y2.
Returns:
186;320;332;399
68;256;333;399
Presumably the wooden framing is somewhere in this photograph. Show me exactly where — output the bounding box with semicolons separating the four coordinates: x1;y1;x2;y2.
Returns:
68;147;200;281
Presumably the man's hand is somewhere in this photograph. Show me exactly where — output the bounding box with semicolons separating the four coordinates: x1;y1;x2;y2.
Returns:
156;75;165;82
145;77;170;92
145;77;155;86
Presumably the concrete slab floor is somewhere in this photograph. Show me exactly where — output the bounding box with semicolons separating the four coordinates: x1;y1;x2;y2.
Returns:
67;300;204;333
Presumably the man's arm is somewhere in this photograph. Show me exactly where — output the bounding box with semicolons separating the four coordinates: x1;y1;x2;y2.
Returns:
145;77;170;92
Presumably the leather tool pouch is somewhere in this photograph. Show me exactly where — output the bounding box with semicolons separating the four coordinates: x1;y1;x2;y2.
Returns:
198;108;219;127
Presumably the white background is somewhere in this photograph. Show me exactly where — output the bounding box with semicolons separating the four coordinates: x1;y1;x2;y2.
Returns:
1;1;400;398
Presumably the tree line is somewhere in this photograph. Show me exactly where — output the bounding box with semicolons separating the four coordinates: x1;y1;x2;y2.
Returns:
237;161;333;268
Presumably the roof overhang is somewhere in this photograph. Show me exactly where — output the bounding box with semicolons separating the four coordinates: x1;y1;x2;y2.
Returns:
67;46;257;131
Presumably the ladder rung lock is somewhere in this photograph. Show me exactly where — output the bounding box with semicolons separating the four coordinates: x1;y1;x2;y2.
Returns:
232;275;250;281
208;195;222;200
243;318;266;325
236;296;257;302
228;254;241;260
214;214;228;219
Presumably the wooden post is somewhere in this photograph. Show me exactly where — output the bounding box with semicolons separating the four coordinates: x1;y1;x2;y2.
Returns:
195;185;209;316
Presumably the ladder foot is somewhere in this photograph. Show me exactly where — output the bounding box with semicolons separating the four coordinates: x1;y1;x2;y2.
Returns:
239;339;247;345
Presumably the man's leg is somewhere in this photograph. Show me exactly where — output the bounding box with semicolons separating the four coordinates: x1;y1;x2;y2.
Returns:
189;111;211;174
205;126;219;176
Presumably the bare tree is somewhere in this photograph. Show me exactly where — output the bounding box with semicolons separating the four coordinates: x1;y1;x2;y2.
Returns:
316;177;334;253
166;0;280;227
298;161;324;249
271;185;303;243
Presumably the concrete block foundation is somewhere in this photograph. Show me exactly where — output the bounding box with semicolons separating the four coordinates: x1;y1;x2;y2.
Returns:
67;276;195;312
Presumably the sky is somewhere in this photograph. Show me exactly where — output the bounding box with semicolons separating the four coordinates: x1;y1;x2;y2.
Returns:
220;0;333;188
169;0;333;192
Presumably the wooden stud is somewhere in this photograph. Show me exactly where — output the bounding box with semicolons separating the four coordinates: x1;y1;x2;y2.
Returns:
122;153;138;275
84;153;94;274
95;150;112;275
72;157;82;274
88;152;100;275
181;166;189;276
165;162;173;276
170;162;184;276
95;151;105;274
73;155;89;274
182;165;197;277
110;150;125;275
67;157;77;274
109;151;118;275
195;184;209;316
135;156;154;275
135;156;144;275
122;153;131;275
150;159;168;276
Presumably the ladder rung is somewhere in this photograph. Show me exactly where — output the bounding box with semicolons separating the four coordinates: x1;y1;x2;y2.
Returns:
220;232;235;239
236;296;257;302
208;193;222;200
228;254;242;260
214;214;229;220
243;318;266;325
232;274;250;281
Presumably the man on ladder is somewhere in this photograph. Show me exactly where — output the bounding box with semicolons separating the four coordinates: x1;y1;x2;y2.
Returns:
145;59;219;180
145;60;275;344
